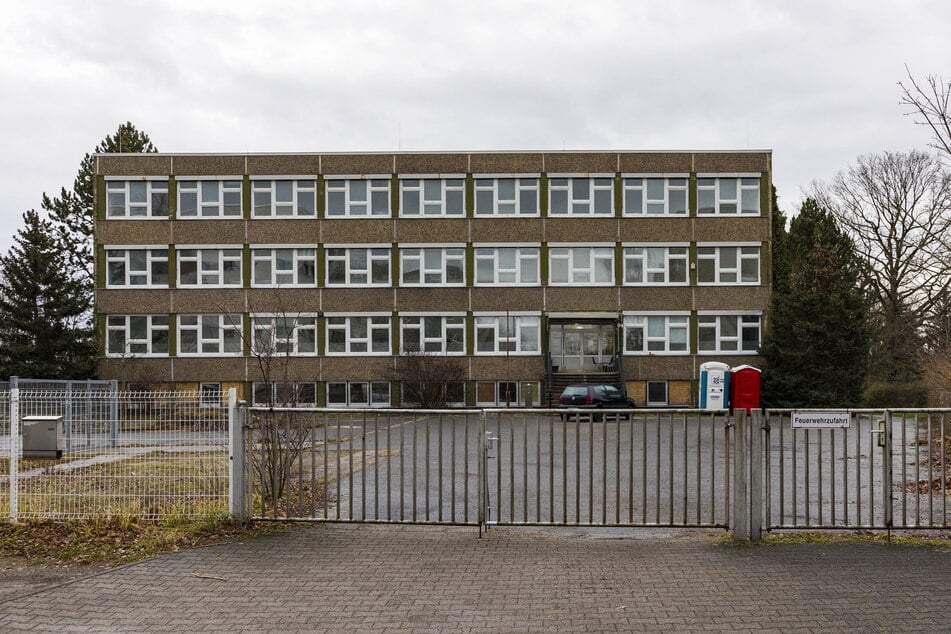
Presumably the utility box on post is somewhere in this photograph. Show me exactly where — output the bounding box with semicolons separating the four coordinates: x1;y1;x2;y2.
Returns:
22;415;64;459
699;362;731;411
730;365;761;413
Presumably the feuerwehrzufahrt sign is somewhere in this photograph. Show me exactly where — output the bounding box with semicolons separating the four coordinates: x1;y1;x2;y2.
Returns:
791;411;850;428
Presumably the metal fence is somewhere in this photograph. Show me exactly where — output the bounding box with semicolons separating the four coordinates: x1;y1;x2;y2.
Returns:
3;389;229;521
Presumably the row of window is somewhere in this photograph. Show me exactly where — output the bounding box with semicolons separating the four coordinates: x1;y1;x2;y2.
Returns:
105;175;762;219
105;244;762;288
105;312;762;358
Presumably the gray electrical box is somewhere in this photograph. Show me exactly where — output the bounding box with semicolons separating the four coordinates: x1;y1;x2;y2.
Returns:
22;415;64;459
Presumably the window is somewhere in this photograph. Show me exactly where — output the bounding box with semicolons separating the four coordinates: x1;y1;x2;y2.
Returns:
400;382;466;407
177;179;242;218
623;246;688;285
623;177;687;216
400;315;465;354
325;315;391;355
697;177;760;215
106;315;169;356
548;177;613;215
475;381;541;406
400;177;465;216
105;248;169;287
474;314;541;355
473;246;539;286
251;247;317;287
697;245;761;284
326;246;391;286
548;246;614;285
178;314;243;355
697;314;761;354
253;382;317;407
106;180;168;218
400;247;465;286
177;248;243;287
646;381;668;406
623;314;689;354
199;382;222;408
251;179;316;217
328;382;391;408
474;177;539;215
251;315;318;356
326;178;391;217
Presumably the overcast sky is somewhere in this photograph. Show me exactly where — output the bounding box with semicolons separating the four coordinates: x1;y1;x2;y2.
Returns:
1;0;947;253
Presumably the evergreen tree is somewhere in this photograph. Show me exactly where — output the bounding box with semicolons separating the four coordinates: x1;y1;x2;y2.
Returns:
769;186;790;296
0;210;96;379
761;199;869;407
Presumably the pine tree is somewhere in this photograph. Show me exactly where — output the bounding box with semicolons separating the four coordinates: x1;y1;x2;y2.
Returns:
760;199;869;407
769;186;790;296
0;210;96;379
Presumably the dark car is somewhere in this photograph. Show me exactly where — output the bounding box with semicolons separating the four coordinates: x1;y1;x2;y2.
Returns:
558;384;636;420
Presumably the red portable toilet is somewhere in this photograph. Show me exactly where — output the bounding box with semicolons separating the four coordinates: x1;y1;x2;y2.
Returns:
730;365;761;413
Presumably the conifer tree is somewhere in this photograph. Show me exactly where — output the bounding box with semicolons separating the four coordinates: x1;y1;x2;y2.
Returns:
0;210;96;379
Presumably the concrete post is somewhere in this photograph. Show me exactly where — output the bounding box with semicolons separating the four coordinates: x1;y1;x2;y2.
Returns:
749;409;763;541
228;388;247;520
732;409;749;541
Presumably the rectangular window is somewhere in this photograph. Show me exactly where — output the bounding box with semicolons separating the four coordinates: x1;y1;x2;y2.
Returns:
548;177;613;215
646;381;668;406
548;246;614;285
623;315;689;354
622;246;688;285
325;315;391;355
400;178;465;216
400;247;465;286
106;180;169;218
328;382;391;407
697;314;762;354
251;179;316;217
178;314;243;356
106;315;169;357
400;315;465;354
326;246;391;287
474;177;539;215
326;178;391;217
697;245;761;284
177;248;243;287
475;381;541;406
474;314;541;355
251;247;317;287
251;315;318;356
105;248;169;287
473;246;540;286
400;382;466;407
253;382;317;407
697;176;760;215
199;382;222;408
623;177;688;216
177;179;242;218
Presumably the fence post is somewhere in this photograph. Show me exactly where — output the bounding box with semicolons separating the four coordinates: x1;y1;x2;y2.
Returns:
478;411;486;536
732;409;749;541
883;409;893;532
9;387;19;522
749;409;763;541
228;388;247;520
109;380;119;449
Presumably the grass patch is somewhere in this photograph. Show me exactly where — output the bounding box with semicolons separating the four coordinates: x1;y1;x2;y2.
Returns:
727;531;951;547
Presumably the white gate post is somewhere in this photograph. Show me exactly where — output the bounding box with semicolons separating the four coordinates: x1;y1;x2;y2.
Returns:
732;409;749;540
749;409;763;541
9;387;19;522
228;388;247;520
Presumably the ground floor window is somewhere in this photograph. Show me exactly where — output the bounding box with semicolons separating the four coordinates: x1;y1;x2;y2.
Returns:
327;382;391;407
400;381;466;407
199;382;221;408
252;382;317;407
475;381;541;407
646;381;668;406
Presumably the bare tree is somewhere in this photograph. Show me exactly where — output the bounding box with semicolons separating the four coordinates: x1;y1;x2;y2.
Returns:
389;349;467;408
900;67;951;160
811;151;951;382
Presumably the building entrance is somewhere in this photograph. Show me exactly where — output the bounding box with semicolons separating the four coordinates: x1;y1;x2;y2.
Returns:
549;322;616;372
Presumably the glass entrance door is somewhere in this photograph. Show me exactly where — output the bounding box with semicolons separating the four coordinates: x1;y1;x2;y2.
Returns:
550;323;616;372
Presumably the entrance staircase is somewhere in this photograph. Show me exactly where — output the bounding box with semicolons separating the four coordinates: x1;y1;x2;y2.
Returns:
546;370;623;407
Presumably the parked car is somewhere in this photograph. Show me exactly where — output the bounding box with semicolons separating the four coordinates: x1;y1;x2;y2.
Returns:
558;384;636;420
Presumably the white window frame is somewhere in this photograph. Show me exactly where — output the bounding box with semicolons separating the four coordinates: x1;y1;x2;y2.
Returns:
622;243;689;286
622;312;691;355
250;246;317;287
473;244;540;286
399;245;465;286
548;244;615;286
251;177;317;217
475;381;541;407
325;176;391;218
473;176;540;216
548;175;614;216
622;174;688;216
697;312;762;355
177;246;243;287
177;314;244;356
105;178;169;218
176;177;243;218
473;312;541;356
253;382;317;407
646;381;669;406
399;313;466;355
251;314;319;357
105;246;169;288
697;174;761;216
399;176;466;217
105;315;169;357
199;382;222;409
325;245;392;287
696;243;761;285
327;382;392;408
325;313;392;356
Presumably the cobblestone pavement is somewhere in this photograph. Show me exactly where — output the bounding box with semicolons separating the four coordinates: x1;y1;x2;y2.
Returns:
1;524;949;632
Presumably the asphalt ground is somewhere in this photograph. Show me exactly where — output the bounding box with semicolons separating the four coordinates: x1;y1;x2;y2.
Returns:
1;523;949;632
